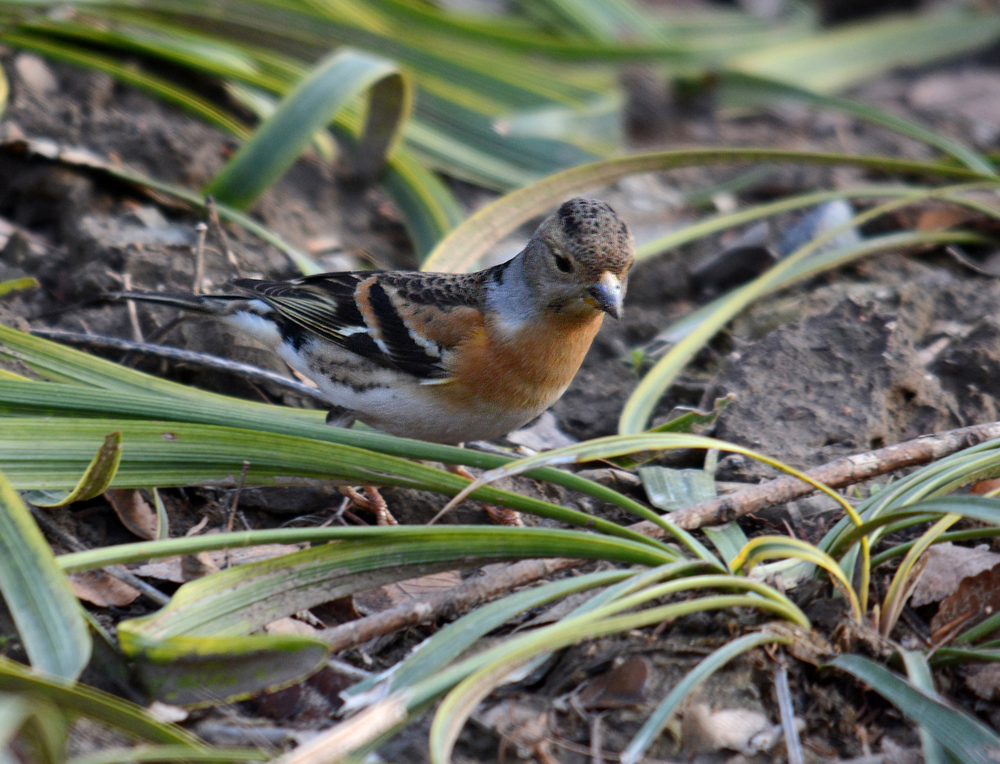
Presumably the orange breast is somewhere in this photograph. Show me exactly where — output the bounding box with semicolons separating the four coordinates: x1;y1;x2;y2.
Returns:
434;312;605;414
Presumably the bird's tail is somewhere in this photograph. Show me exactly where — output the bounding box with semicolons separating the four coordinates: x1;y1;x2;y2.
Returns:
103;290;249;315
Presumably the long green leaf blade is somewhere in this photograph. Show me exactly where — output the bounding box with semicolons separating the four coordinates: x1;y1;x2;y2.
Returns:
421;148;989;273
830;654;1000;764
206;48;410;208
0;470;90;680
620;630;787;764
0;657;201;747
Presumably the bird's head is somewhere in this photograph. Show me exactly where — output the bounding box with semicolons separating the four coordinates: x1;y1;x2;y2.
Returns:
525;197;634;320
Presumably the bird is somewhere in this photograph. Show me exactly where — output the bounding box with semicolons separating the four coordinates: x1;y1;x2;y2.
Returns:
107;197;634;444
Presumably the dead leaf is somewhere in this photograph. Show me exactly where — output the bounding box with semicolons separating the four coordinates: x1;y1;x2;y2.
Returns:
964;663;1000;702
575;655;650;710
70;570;140;607
354;571;463;614
182;552;219;581
264;617;320;637
14;54;57;97
477;699;556;763
910;542;1000;607
762;623;836;666
682;702;779;755
930;563;1000;639
105;489;158;540
970;478;1000;495
131;543;305;582
915;207;979;232
147;702;188;723
506;411;576;452
310;596;362;626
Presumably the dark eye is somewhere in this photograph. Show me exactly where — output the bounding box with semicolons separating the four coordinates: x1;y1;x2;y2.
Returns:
553;252;573;273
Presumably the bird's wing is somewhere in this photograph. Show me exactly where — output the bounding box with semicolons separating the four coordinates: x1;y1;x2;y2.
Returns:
232;271;486;380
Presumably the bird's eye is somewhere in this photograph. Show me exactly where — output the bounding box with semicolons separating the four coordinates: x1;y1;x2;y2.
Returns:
552;252;573;273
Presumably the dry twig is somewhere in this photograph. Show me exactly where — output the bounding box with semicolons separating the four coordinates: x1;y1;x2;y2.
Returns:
659;420;1000;530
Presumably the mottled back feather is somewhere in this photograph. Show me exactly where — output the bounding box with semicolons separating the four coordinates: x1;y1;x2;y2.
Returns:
231;271;490;380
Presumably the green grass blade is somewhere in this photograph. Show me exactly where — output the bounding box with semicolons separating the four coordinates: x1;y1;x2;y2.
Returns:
730;9;1000;93
377;150;465;259
0;657;202;746
0;277;37;298
648;228;988;348
281;80;464;259
427;588;802;764
901;650;950;764
23;432;121;508
439;432;855;525
0;327;679;529
130;633;329;706
635;185;922;262
733;536;861;621
717;71;995;175
346;569;632;701
69;746;267;764
0;470;90;680
206;48;410;208
829;654;1000;764
0;417;670;549
531;0;661;44
620;630;789;764
117;529;676;642
0;58;7;120
421;148;990;273
55;526;674;574
1;30;250;137
880;514;960;637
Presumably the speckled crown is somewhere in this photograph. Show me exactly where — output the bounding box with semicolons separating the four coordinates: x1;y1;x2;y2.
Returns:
555;198;634;278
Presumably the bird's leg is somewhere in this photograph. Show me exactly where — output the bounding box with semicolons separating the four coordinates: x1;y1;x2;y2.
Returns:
340;486;397;526
447;463;523;526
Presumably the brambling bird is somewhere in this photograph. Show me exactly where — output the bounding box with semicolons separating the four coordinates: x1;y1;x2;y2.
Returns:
109;197;634;444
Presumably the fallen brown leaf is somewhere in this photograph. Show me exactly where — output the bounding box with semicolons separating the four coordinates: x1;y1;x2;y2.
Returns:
910;542;1000;607
930;563;1000;640
70;570;141;607
131;543;305;582
105;488;159;540
963;663;1000;702
574;655;650;710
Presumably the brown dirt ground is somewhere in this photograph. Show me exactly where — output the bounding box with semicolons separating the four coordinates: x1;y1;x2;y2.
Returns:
3;26;1000;764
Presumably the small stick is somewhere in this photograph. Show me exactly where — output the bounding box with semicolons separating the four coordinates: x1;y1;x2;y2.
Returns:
121;273;143;343
660;420;1000;531
29;504;169;605
226;460;252;535
589;714;604;764
31;328;332;404
224;460;251;569
205;195;240;274
318;557;573;652
771;651;803;764
192;222;208;295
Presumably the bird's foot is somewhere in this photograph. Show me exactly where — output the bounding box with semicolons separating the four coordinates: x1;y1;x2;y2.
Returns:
447;464;523;527
340;486;397;526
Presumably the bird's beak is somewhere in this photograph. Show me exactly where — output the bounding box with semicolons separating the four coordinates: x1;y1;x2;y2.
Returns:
586;271;624;319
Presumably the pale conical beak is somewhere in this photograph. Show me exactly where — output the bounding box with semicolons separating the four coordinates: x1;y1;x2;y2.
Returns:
587;271;624;319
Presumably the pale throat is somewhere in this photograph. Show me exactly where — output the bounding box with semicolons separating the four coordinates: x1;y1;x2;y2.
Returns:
482;255;541;339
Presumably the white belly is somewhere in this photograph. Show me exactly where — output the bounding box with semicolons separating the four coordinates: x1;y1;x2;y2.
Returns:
274;338;540;443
